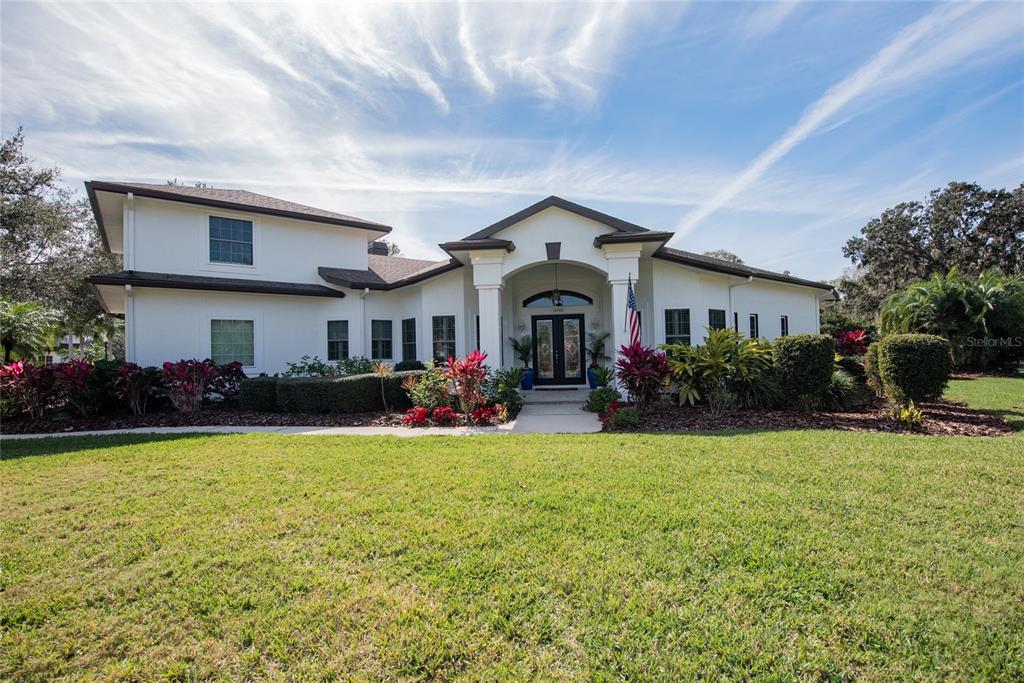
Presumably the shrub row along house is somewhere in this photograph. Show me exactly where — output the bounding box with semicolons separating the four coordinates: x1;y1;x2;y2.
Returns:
85;184;835;378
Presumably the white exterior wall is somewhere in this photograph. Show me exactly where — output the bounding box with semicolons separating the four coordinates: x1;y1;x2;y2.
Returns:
731;280;820;340
131;197;370;282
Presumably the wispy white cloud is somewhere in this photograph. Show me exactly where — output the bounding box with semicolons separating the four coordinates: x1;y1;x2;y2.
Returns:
674;1;1020;238
738;1;800;39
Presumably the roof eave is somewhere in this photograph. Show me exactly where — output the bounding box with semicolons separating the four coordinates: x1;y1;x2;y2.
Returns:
85;181;393;234
460;195;651;241
87;271;346;298
593;231;674;247
652;249;833;291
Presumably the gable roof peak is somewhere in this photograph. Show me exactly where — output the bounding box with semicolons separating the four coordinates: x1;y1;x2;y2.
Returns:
458;195;652;242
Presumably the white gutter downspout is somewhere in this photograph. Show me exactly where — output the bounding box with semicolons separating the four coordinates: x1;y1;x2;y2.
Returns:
728;276;754;332
360;288;370;357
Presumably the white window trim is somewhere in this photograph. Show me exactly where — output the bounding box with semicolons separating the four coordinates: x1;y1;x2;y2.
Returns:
205;311;262;374
369;318;395;361
199;209;262;275
661;306;692;346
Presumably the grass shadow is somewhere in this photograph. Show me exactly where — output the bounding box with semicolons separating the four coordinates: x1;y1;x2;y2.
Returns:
0;432;234;461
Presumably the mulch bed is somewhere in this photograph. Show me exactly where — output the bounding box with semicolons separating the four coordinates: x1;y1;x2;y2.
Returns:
2;407;407;435
607;398;1014;437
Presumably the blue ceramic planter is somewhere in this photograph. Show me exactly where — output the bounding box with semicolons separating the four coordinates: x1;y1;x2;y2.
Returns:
521;368;535;390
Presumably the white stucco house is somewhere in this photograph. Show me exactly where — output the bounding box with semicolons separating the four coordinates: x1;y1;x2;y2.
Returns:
86;183;835;384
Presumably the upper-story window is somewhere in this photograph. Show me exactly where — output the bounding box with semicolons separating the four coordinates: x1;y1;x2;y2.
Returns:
209;216;253;265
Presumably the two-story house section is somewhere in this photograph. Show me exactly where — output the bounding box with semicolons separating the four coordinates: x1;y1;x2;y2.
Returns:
86;183;836;379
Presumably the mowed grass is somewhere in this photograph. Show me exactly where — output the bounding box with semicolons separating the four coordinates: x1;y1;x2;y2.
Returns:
2;379;1023;681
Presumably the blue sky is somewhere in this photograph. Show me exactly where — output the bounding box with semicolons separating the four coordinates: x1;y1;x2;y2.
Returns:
2;1;1022;279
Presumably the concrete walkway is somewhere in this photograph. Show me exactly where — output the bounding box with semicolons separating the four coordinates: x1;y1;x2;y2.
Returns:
512;387;602;434
2;387;603;440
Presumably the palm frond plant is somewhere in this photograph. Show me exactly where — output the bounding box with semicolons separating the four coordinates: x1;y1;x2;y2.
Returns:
585;331;610;368
373;361;392;412
508;335;534;368
0;298;60;363
661;327;777;409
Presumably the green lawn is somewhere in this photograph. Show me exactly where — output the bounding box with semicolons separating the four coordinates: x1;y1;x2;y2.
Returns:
2;378;1023;680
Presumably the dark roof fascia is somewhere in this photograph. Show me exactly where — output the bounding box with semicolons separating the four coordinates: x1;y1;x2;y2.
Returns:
87;281;115;314
318;258;462;291
87;271;346;298
593;231;674;247
85;184;113;251
438;239;516;256
84;181;392;234
653;248;834;291
461;195;650;241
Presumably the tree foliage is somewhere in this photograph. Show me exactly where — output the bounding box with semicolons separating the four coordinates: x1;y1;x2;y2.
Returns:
1;129;120;332
703;249;744;264
0;297;59;363
879;268;1024;371
839;182;1023;316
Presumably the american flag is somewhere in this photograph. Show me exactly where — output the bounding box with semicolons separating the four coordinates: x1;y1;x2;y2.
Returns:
625;275;641;346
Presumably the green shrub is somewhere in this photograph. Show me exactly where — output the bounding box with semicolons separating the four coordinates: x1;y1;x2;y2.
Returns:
239;376;278;412
275;371;422;414
584;387;621;413
836;355;867;383
865;343;882;395
612;405;640;428
876;334;952;405
408;366;452;412
822;369;859;411
485;367;524;413
394;360;425;371
772;334;835;410
662;327;775;408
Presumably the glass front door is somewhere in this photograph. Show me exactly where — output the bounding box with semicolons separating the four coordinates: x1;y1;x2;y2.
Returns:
531;314;585;385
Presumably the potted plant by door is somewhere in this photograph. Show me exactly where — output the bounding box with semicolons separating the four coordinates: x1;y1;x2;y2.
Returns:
509;335;535;390
585;331;610;389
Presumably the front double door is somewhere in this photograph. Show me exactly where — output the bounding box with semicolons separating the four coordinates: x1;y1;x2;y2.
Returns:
532;314;585;385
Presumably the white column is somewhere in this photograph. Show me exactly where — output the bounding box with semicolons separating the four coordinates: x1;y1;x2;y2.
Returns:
602;244;642;363
609;280;629;362
470;250;506;369
477;285;502;365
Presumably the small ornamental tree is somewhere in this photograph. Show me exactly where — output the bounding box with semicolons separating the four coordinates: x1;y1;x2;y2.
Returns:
162;359;217;412
876;333;952;405
445;351;489;421
614;343;669;414
773;334;835;410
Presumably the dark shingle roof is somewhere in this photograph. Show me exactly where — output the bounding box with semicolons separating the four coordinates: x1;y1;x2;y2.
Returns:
88;271;345;298
85;181;391;233
318;254;461;290
654;247;834;291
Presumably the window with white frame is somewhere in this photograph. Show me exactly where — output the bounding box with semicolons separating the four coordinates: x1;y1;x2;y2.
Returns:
209;216;253;265
432;315;456;361
402;318;417;362
664;309;691;346
327;320;349;361
780;315;789;337
371;320;393;359
211;319;254;366
708;309;727;331
749;313;759;339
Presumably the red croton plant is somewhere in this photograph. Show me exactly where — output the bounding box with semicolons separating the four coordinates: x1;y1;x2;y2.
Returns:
835;329;869;356
445;350;489;423
614;343;670;414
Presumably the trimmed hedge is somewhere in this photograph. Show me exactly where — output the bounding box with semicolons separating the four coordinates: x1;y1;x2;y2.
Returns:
865;343;882;394
240;370;423;414
239;376;278;412
773;334;836;410
876;333;952;404
394;360;426;371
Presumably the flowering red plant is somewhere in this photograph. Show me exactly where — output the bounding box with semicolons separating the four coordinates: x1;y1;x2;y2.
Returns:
835;329;868;356
208;361;247;400
470;405;497;425
114;362;160;416
403;406;429;427
161;359;217;412
614;343;669;413
431;405;456;424
1;361;55;418
445;350;489;422
52;359;95;417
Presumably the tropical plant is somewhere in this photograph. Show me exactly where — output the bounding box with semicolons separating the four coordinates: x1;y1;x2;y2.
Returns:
706;385;737;419
600;400;640;429
406;363;451;412
879;267;1024;370
662;327;776;409
821;369;860;411
888;401;925;430
282;355;341;378
403;406;429;427
0;360;55;418
114;362;160;416
485;367;524;412
445;351;489;421
431;405;456;424
337;356;375;375
508;335;534;369
584;387;620;414
161;359;217;412
614;343;669;414
594;366;615;388
834;329;869;356
373;361;392;412
51;358;95;417
585;331;610;368
0;297;59;363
